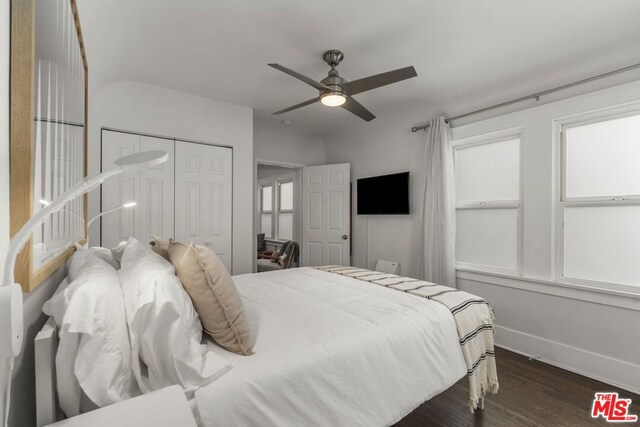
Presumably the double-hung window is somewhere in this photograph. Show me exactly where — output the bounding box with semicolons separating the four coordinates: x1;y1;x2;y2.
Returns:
259;176;295;241
559;112;640;290
454;134;523;274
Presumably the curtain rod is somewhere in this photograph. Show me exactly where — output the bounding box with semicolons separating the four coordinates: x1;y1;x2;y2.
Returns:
410;60;640;132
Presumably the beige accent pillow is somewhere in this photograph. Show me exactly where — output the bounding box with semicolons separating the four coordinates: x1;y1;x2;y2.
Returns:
168;240;253;355
149;235;170;261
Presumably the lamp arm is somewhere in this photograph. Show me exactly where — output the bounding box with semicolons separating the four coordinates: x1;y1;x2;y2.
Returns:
59;208;85;222
3;168;121;286
86;205;125;229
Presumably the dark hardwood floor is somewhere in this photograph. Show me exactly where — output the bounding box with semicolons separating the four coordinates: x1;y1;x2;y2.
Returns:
394;348;639;427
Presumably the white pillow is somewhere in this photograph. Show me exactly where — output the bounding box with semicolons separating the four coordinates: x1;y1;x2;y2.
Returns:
118;238;230;395
72;243;119;270
110;241;128;269
43;249;140;417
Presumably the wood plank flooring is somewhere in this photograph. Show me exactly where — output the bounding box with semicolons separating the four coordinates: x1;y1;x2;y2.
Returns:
394;347;639;427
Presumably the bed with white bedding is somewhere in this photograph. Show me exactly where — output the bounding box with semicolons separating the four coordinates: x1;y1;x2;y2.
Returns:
193;267;467;427
37;241;495;427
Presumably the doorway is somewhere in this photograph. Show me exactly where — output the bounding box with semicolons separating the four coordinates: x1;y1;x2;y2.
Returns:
255;162;302;271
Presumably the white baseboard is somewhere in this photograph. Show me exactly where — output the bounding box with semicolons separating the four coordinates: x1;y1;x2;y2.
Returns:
494;324;640;395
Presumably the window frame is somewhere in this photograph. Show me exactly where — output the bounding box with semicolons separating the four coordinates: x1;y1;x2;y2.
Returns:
258;173;296;243
453;130;524;276
276;178;294;241
556;108;640;293
259;184;273;239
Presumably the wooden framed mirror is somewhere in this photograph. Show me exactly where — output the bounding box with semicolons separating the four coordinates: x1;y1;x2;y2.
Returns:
10;0;88;292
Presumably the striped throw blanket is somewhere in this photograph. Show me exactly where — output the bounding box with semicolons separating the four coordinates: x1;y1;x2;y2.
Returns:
314;266;499;411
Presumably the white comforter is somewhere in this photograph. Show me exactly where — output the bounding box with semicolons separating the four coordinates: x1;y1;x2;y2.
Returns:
194;267;466;427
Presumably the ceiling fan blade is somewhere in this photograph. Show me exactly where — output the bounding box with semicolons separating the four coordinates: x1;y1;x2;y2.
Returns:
272;97;321;115
341;97;376;122
344;66;417;96
268;64;332;92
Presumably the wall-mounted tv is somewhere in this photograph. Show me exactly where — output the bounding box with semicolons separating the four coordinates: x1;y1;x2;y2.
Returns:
357;172;410;215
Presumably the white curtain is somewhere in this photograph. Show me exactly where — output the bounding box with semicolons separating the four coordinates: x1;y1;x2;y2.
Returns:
418;116;457;287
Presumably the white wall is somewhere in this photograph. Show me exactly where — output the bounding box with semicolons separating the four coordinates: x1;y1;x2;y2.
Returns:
88;81;254;274
257;165;294;179
9;270;64;427
451;80;640;393
253;116;325;166
324;81;640;393
324;104;428;277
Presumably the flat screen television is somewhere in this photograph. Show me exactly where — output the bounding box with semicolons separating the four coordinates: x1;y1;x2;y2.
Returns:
357;172;410;215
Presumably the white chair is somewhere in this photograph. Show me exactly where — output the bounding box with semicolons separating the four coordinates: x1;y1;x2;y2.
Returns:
257;241;298;272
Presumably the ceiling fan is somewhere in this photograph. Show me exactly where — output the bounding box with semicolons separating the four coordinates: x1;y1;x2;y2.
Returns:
269;50;417;122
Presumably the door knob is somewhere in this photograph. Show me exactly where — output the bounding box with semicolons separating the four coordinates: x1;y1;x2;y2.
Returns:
341;235;348;240
205;241;212;246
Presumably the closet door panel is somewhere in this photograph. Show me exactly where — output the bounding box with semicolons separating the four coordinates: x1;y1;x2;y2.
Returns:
101;130;141;248
140;136;175;242
175;141;232;271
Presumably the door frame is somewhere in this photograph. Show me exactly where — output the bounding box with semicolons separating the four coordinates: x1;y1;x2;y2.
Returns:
254;159;304;272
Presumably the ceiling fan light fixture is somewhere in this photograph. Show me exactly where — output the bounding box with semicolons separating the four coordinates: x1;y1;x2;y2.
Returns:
269;50;416;121
320;92;346;107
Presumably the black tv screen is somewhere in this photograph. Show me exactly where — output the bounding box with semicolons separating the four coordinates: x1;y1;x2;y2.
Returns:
357;172;410;215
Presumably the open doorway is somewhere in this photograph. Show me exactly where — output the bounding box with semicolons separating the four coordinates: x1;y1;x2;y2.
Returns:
255;162;302;272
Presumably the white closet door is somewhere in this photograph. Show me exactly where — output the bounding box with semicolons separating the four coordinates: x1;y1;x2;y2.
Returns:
140;136;175;242
101;130;174;248
175;141;233;271
101;131;140;248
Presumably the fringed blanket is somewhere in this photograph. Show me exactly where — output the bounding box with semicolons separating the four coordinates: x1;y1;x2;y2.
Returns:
314;266;499;411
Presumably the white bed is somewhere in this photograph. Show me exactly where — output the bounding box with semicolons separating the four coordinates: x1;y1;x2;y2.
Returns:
193;267;467;427
37;267;467;427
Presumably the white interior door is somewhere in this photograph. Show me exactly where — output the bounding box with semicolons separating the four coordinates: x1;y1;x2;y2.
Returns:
302;163;351;266
174;141;233;271
101;130;174;248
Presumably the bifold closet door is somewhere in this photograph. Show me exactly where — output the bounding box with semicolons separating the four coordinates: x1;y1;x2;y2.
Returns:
139;135;175;244
101;130;175;248
174;141;233;271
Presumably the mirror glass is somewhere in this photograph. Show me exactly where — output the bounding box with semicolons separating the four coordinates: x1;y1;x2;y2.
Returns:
32;0;86;269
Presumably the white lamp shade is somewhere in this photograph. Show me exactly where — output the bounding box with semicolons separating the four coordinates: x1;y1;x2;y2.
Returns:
114;150;169;171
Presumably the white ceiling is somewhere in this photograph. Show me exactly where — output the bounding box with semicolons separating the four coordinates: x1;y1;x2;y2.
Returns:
76;0;640;135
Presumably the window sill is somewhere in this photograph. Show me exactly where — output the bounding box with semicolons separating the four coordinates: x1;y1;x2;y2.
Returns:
456;268;640;311
456;262;521;277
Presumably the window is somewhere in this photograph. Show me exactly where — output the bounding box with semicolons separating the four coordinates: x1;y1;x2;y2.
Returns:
258;175;296;242
260;185;273;238
560;113;640;288
277;180;293;241
454;135;522;273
